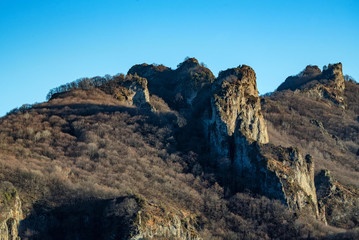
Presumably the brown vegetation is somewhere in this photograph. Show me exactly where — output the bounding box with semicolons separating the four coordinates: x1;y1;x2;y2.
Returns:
1;58;358;239
262;81;359;187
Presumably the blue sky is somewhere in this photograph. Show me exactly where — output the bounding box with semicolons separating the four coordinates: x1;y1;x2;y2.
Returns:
0;0;358;116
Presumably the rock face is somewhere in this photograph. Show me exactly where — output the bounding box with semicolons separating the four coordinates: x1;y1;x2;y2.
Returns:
205;65;319;218
173;58;215;106
113;74;151;108
131;200;200;240
259;146;319;218
206;65;268;167
210;65;268;143
128;58;215;110
0;182;22;240
127;63;173;105
315;170;359;228
277;63;346;107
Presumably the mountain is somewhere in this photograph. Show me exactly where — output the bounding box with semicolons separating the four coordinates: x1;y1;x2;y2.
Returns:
0;58;358;239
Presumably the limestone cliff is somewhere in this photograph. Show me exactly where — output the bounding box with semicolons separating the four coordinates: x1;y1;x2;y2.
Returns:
315;170;359;228
0;182;22;240
277;63;346;107
206;64;319;218
206;65;268;165
113;74;151;108
259;145;319;218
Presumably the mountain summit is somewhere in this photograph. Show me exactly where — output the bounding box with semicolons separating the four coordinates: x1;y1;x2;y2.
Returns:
277;63;346;107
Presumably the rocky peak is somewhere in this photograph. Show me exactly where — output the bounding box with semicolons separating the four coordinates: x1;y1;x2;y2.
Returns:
129;58;215;110
128;63;172;79
277;63;344;91
174;58;215;106
205;64;269;192
298;65;322;78
321;63;345;91
210;65;268;143
128;63;175;107
217;64;257;83
113;74;151;108
176;57;200;70
277;62;346;107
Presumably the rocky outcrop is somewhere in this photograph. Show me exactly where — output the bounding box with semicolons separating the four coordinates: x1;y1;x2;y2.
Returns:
173;58;215;106
277;63;346;107
114;74;151;108
315;170;359;228
131;199;200;240
0;182;22;240
205;64;319;218
128;58;215;110
206;65;268;166
259;146;319;218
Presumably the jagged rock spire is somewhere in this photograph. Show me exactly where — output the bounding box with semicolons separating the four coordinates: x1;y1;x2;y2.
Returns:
210;64;268;147
206;64;319;219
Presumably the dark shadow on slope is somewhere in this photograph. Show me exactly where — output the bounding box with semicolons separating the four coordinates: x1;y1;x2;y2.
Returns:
19;196;140;240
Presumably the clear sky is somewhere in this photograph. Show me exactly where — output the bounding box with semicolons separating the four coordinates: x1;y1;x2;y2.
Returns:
1;0;358;116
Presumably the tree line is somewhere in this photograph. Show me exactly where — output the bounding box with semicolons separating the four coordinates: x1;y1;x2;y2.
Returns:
46;74;126;100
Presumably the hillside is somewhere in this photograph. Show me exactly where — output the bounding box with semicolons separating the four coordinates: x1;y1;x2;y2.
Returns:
0;58;358;239
262;63;359;229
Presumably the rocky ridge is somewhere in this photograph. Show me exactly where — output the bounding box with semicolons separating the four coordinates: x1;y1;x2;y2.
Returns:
277;63;346;107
